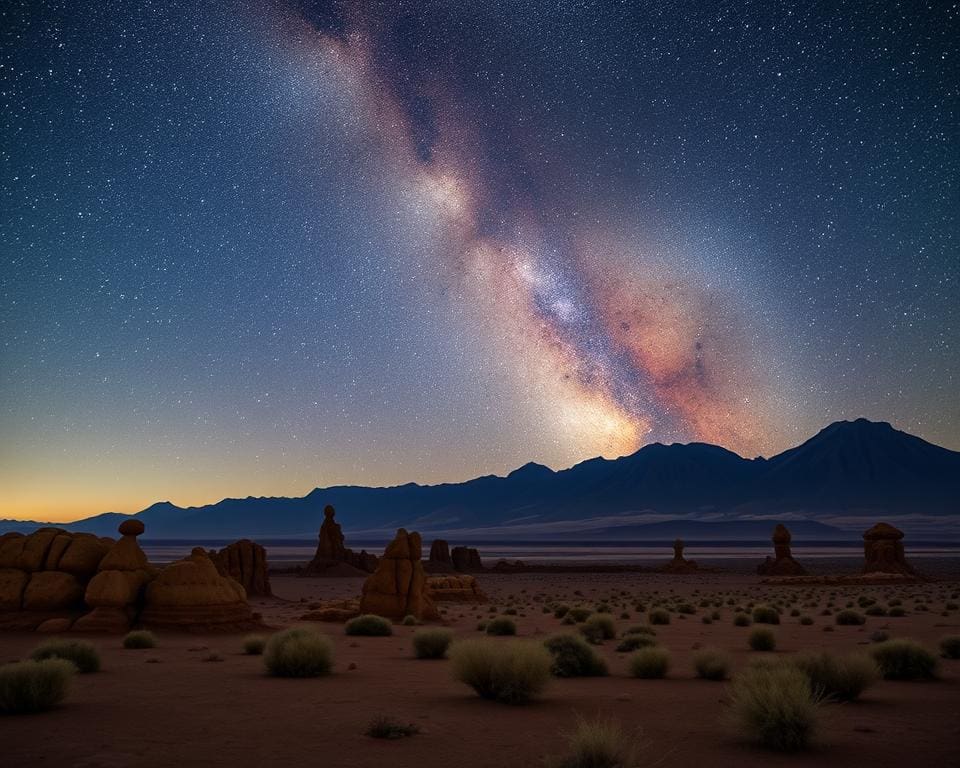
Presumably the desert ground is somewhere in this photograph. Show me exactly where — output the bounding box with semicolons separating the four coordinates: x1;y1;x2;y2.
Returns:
3;571;960;768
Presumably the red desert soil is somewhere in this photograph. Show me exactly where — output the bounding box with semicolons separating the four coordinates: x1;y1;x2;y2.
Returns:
3;573;959;767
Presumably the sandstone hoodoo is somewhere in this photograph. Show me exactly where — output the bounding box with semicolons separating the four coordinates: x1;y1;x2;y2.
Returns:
359;528;439;621
757;524;808;576
451;545;483;572
209;539;271;596
425;539;454;573
659;538;698;573
305;505;378;575
426;574;488;603
863;522;916;576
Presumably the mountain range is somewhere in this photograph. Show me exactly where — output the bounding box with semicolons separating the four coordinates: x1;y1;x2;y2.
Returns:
3;419;959;539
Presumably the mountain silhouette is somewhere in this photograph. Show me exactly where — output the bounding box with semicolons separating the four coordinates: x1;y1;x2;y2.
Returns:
3;419;957;538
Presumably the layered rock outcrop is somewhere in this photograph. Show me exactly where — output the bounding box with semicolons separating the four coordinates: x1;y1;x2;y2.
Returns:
757;524;807;576
209;539;271;596
425;539;455;573
426;574;487;603
863;522;915;575
659;539;698;573
360;529;439;620
451;546;483;572
305;505;378;575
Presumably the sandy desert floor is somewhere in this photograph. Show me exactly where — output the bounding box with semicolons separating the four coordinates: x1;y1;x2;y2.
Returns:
3;572;960;767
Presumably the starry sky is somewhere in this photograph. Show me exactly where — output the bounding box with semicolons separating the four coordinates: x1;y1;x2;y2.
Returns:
2;0;957;522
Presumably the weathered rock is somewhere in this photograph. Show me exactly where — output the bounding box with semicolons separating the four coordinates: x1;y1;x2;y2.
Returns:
863;522;916;575
360;529;439;620
57;534;112;578
73;606;134;633
300;598;362;622
140;549;258;630
660;539;698;573
85;569;150;608
118;519;145;537
98;522;149;572
0;533;26;569
757;524;807;576
16;528;63;572
305;505;379;575
451;546;483;573
0;568;29;611
426;574;488;603
425;539;455;573
36;617;73;633
210;539;271;596
23;571;85;611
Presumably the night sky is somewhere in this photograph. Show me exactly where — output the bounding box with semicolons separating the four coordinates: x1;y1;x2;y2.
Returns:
2;0;957;522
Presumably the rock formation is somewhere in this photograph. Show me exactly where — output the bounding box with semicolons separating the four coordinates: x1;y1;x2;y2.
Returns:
209;539;271;596
757;524;807;576
359;529;439;620
425;539;455;573
426;574;487;603
659;538;698;573
862;522;916;575
451;545;483;572
305;505;378;575
140;548;259;631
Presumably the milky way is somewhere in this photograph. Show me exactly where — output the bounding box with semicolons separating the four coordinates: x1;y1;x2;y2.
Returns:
1;0;956;520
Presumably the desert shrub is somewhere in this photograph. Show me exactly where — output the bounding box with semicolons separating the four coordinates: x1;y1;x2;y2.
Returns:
545;716;641;768
835;609;866;626
122;630;157;649
30;640;100;674
0;659;74;715
580;614;616;644
345;614;393;636
476;621;488;631
793;651;878;702
628;647;670;679
751;605;780;625
733;613;751;627
486;617;517;636
553;604;571;618
693;649;730;681
263;628;334;677
366;714;420;738
450;639;551;704
412;628;453;659
870;639;938;680
870;630;889;643
676;603;696;615
648;609;671;625
865;605;886;617
749;628;776;651
624;625;656;636
543;634;607;677
940;636;960;659
568;607;593;623
888;606;906;617
727;663;819;751
242;634;266;655
401;614;418;626
799;616;814;626
616;635;657;653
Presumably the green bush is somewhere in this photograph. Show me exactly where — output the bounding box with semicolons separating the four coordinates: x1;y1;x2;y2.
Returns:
749;628;776;651
242;634;267;655
30;640;100;674
486;617;518;636
0;659;74;714
733;613;752;627
939;636;960;659
543;634;607;677
345;614;393;636
693;649;730;681
728;663;820;751
615;635;657;653
628;647;670;679
579;614;616;644
450;639;552;704
264;628;334;677
793;651;878;701
869;639;938;680
553;604;571;618
623;625;656;636
412;628;454;659
835;609;866;626
567;607;593;623
401;614;418;626
122;630;157;649
648;609;671;625
545;716;641;768
751;605;780;625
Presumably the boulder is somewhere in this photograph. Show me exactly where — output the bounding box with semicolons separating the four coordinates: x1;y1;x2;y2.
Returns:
451;546;483;573
98;522;149;572
36;617;73;633
73;606;134;633
426;574;487;603
863;522;916;575
757;524;807;576
23;571;85;611
57;534;112;578
305;505;378;574
0;568;29;611
85;569;150;608
0;533;26;569
660;539;698;573
16;528;63;572
360;529;439;620
140;549;258;631
210;539;271;596
425;539;455;573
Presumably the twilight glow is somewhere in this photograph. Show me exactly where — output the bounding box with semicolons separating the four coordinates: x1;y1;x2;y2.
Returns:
1;1;956;521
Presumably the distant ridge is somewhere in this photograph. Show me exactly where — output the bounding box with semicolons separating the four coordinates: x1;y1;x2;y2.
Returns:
3;419;958;538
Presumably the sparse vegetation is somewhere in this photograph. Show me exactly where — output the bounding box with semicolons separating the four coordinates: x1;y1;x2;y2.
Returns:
486;617;518;636
242;634;267;655
345;614;393;636
749;628;776;651
264;628;334;677
543;634;607;677
727;663;820;751
793;651;878;701
412;628;454;659
693;648;731;681
450;639;552;704
365;715;420;739
648;609;671;625
615;635;657;653
0;659;74;715
870;639;938;680
579;614;616;644
751;605;780;625
628;647;670;679
545;716;642;768
939;636;960;659
836;609;866;626
122;630;157;649
30;640;101;674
